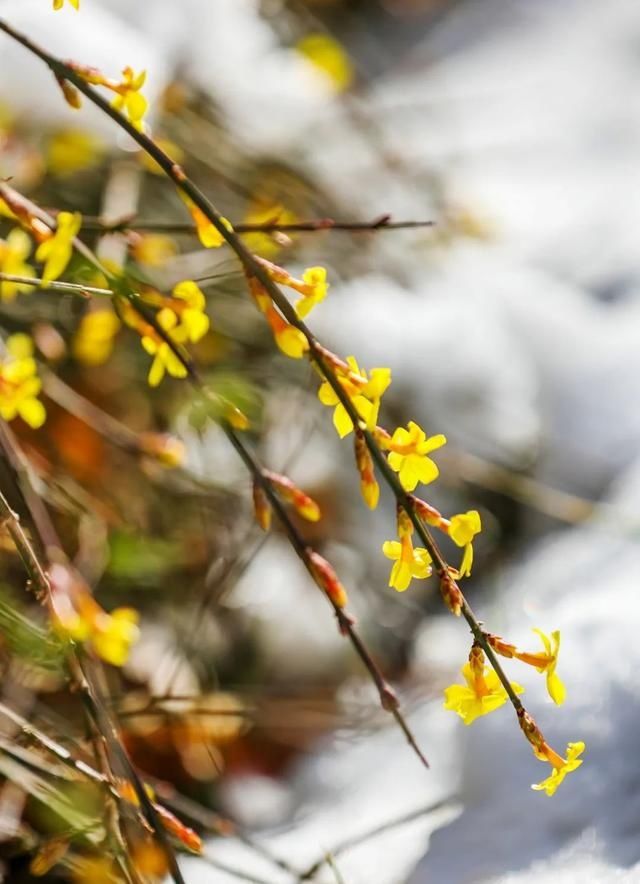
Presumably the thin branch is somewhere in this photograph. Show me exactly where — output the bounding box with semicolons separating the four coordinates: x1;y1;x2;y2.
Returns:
0;272;111;297
72;214;435;235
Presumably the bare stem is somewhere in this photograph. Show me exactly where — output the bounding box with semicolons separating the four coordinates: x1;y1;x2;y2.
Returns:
0;272;112;297
72;213;435;235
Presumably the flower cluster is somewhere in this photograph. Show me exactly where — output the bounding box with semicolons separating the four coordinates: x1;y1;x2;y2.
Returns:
444;645;523;726
49;563;139;667
318;355;390;438
257;256;329;320
0;188;80;285
0;334;46;428
122;279;209;386
441;626;578;794
520;711;585;796
60;63;148;130
6;16;582;801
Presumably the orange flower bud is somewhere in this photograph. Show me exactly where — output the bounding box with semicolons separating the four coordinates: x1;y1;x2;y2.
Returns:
411;495;446;529
264;470;321;522
56;76;82;110
152;803;203;854
396;507;413;539
355;431;379;509
308;550;348;608
0;185;51;241
117;781;202;853
440;570;463;616
225;403;250;430
518;710;548;759
468;643;485;677
373;426;392;448
252;480;272;532
487;632;517;659
139;432;185;468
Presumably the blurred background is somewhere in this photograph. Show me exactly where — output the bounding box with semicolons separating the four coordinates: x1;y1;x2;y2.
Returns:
1;0;640;881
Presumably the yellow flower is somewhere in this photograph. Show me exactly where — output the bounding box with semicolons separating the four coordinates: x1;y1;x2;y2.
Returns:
294;266;329;318
46;129;103;177
317;356;390;438
515;629;566;705
361;366;391;430
444;661;524;726
35;211;82;284
255;258;330;318
0;334;46;428
90;607;140;667
387;421;446;491
53;0;79;9
448;509;482;578
264;305;308;358
133;233;178;267
73;309;120;366
296;33;354;93
110;70;146;128
382;535;432;592
50;564;139;667
0;228;35;301
242;201;297;258
172;280;210;343
111;67;147;131
141;308;189;387
532;741;585;796
181;194;233;248
139;432;185;468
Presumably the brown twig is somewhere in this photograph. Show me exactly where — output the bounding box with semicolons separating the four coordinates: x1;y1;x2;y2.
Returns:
66;213;435;236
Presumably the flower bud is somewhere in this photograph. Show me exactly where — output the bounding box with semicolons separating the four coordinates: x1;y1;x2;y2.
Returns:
308;550;348;608
252;480;272;532
440;570;463;616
